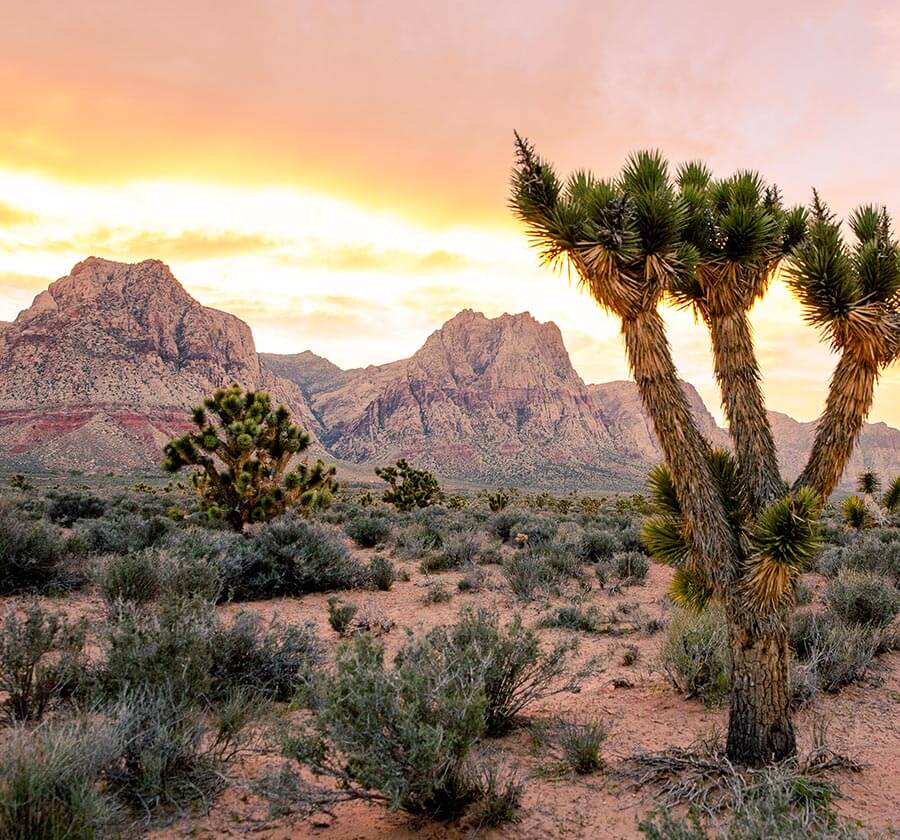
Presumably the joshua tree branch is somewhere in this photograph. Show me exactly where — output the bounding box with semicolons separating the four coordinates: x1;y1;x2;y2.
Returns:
707;310;785;511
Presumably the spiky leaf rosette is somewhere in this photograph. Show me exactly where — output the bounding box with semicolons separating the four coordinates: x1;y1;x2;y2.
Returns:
744;488;821;611
841;495;867;530
671;167;806;314
642;451;746;609
671;566;716;612
786;197;900;360
883;476;900;512
511;136;689;318
857;470;881;495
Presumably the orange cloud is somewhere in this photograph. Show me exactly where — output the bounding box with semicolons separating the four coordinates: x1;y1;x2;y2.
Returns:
0;202;35;226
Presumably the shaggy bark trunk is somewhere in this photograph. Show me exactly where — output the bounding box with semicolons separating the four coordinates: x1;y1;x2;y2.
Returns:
793;350;877;499
726;619;796;765
708;311;785;512
621;309;737;589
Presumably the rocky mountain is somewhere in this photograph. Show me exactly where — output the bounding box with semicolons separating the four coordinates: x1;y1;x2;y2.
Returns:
0;257;317;470
275;309;647;486
2;258;899;490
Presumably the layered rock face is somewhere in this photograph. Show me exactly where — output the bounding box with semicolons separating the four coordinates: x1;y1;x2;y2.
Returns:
2;259;898;489
272;310;713;487
0;258;315;470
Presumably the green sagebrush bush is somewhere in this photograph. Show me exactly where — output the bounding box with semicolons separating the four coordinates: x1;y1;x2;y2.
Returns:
45;491;107;527
286;632;487;817
790;611;886;692
657;607;730;705
0;719;120;840
236;513;364;599
344;512;391;548
639;764;869;839
0;502;73;595
825;570;899;627
0;601;87;723
288;608;562;817
98;596;322;705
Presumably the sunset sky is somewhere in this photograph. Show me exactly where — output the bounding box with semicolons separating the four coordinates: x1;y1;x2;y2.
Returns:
2;1;900;425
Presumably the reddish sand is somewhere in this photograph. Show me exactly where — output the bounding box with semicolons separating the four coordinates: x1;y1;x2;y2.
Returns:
14;550;900;839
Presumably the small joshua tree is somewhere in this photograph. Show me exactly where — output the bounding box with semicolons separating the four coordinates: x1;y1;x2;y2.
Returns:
884;475;900;512
487;490;510;512
375;459;441;511
511;135;900;765
162;384;337;531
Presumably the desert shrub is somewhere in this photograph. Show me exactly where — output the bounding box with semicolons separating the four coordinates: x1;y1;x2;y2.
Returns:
393;521;445;559
488;509;522;542
507;514;557;546
208;612;322;701
422;532;481;573
457;563;488;592
424;581;452;603
367;554;395;591
832;534;900;584
502;545;583;600
611;550;650;583
790;612;882;691
99;597;215;703
157;549;223;602
794;578;814;606
97;551;160;607
466;764;522;828
578;528;622;562
540;605;601;633
344;513;391;548
74;509;172;555
825;570;899;627
657;607;730;705
327;598;359;635
558;720;607;774
639;766;868;839
0;503;70;594
232;513;364;599
0;602;87;723
502;550;557;600
106;686;251;814
421;608;569;736
0;720;120;840
285;633;487;817
45;491;107;527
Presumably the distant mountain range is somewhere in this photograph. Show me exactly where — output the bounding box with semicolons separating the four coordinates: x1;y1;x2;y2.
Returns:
2;257;899;491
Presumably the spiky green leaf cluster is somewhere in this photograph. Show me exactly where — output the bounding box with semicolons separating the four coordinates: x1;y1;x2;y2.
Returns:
642;451;746;611
786;195;900;346
743;488;821;612
671;167;806;310
162;383;336;530
883;476;900;512
856;470;881;496
841;495;867;530
375;459;442;511
511;135;690;310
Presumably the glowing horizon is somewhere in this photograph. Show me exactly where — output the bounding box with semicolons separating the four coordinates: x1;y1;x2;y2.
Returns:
3;0;900;427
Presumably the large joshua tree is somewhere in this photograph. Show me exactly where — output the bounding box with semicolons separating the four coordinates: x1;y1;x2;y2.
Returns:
510;135;900;765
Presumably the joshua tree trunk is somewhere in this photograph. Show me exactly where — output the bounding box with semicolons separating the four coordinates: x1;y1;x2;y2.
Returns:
621;309;737;589
793;350;877;498
708;311;785;511
725;618;795;765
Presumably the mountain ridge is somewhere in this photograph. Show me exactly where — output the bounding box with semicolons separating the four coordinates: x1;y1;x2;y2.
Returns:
3;258;899;490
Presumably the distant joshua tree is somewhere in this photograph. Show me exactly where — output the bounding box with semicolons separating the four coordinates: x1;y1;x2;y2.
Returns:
511;135;900;766
375;459;441;511
162;384;336;531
